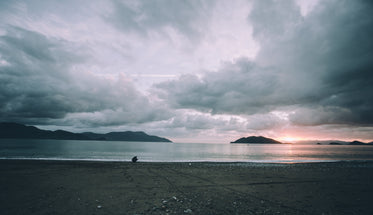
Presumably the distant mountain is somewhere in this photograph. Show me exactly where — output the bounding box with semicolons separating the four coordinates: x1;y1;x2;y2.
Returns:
328;140;373;145
348;141;365;145
0;122;172;142
82;131;171;142
0;122;89;140
231;136;282;144
329;142;342;145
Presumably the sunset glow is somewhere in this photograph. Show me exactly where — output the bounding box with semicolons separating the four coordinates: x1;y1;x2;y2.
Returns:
1;2;373;214
0;0;372;143
279;137;298;143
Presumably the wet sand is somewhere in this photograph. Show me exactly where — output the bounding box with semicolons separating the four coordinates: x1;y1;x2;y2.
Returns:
1;160;373;215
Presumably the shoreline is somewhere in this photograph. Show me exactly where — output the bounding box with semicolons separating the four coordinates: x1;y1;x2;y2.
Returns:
1;159;373;214
1;156;373;164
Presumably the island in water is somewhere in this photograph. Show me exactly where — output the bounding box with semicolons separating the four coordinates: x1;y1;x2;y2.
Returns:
314;140;373;145
231;136;283;144
0;122;172;142
327;140;373;145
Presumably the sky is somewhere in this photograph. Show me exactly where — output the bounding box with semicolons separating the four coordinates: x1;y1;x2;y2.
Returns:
1;0;373;143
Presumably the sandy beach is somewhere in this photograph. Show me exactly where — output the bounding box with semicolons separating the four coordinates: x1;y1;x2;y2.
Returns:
1;160;373;215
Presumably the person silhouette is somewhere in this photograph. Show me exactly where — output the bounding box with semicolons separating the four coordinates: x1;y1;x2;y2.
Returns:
131;156;138;163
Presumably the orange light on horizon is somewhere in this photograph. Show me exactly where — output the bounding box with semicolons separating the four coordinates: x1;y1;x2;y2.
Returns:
279;136;304;143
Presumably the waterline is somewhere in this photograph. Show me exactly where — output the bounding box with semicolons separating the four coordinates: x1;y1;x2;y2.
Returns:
1;139;373;163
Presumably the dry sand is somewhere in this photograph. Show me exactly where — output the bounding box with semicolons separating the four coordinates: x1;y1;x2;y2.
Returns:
1;160;373;215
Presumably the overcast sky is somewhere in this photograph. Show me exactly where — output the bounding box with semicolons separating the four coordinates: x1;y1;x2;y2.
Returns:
1;0;373;143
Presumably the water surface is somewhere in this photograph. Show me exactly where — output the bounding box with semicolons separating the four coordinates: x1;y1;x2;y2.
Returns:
1;139;373;163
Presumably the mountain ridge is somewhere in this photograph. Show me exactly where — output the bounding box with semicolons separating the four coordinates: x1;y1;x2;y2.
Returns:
0;122;172;142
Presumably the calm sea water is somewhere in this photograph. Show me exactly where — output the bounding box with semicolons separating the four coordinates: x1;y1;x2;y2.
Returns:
1;139;373;163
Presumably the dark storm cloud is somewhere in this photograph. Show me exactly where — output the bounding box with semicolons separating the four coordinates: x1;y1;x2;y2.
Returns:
155;0;373;126
284;0;373;125
155;59;282;115
0;27;79;119
0;26;171;126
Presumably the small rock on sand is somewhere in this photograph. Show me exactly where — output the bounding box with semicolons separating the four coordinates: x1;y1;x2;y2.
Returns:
184;208;192;213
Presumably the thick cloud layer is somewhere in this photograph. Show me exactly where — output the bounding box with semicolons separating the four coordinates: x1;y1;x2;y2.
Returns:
0;26;170;126
1;0;373;142
155;0;373;127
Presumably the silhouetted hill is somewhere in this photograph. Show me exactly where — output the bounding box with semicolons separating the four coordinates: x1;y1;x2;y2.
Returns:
348;140;367;145
0;122;44;139
328;140;373;145
0;122;172;142
231;136;282;144
0;122;88;140
83;131;172;142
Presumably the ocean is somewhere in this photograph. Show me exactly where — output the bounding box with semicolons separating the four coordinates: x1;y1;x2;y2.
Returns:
1;139;373;163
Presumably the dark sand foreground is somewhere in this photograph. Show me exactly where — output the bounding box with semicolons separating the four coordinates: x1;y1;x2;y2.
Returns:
1;160;373;215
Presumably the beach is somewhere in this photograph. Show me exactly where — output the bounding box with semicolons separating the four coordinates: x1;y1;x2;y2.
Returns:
1;160;373;215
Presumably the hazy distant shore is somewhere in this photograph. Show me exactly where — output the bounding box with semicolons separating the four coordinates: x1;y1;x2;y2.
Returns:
1;160;373;215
